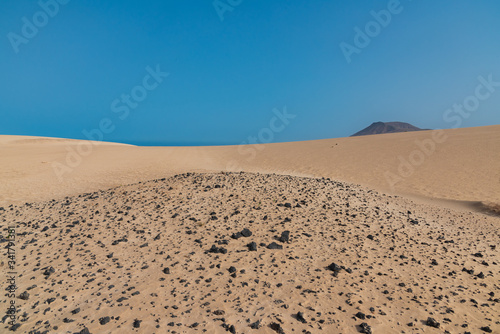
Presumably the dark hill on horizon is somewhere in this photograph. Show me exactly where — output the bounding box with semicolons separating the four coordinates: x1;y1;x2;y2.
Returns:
351;121;426;137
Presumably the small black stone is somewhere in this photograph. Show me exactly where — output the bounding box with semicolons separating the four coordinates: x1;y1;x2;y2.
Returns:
267;242;283;250
43;266;55;277
462;267;474;275
10;323;21;331
355;312;366;320
426;317;440;328
241;228;252;237
249;319;261;329
19;292;29;300
279;231;290;243
327;262;342;272
231;232;243;239
296;311;307;323
359;322;372;334
208;245;227;254
270;322;285;333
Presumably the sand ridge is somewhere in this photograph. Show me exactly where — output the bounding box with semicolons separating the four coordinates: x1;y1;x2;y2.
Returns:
1;125;499;209
1;172;498;333
1;126;499;333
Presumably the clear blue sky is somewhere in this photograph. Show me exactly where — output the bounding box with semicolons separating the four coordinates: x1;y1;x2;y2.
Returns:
1;0;499;145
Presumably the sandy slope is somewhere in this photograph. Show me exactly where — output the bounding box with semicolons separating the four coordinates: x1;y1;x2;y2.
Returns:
1;172;498;333
1;125;499;208
0;126;499;333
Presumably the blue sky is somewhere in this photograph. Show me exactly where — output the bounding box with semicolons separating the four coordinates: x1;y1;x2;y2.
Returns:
1;0;499;145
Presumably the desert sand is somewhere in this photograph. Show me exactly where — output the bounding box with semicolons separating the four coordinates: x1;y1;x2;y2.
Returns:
1;125;499;209
0;125;499;333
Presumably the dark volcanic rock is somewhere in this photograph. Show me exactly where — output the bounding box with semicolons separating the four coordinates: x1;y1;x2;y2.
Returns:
247;241;257;251
231;232;243;239
270;322;285;333
241;228;252;237
43;266;55;277
355;312;366;320
10;323;21;331
249;319;262;329
462;267;474;275
99;316;111;325
359;322;372;334
295;311;307;323
267;242;283;250
232;228;252;239
19;291;29;300
208;245;227;254
328;262;342;272
279;230;290;243
426;317;440;328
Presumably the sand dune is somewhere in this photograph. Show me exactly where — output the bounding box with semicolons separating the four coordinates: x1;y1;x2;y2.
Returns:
1;126;499;333
1;125;499;208
1;172;498;333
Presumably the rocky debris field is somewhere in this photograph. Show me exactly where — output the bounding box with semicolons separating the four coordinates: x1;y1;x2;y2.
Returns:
0;172;499;333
